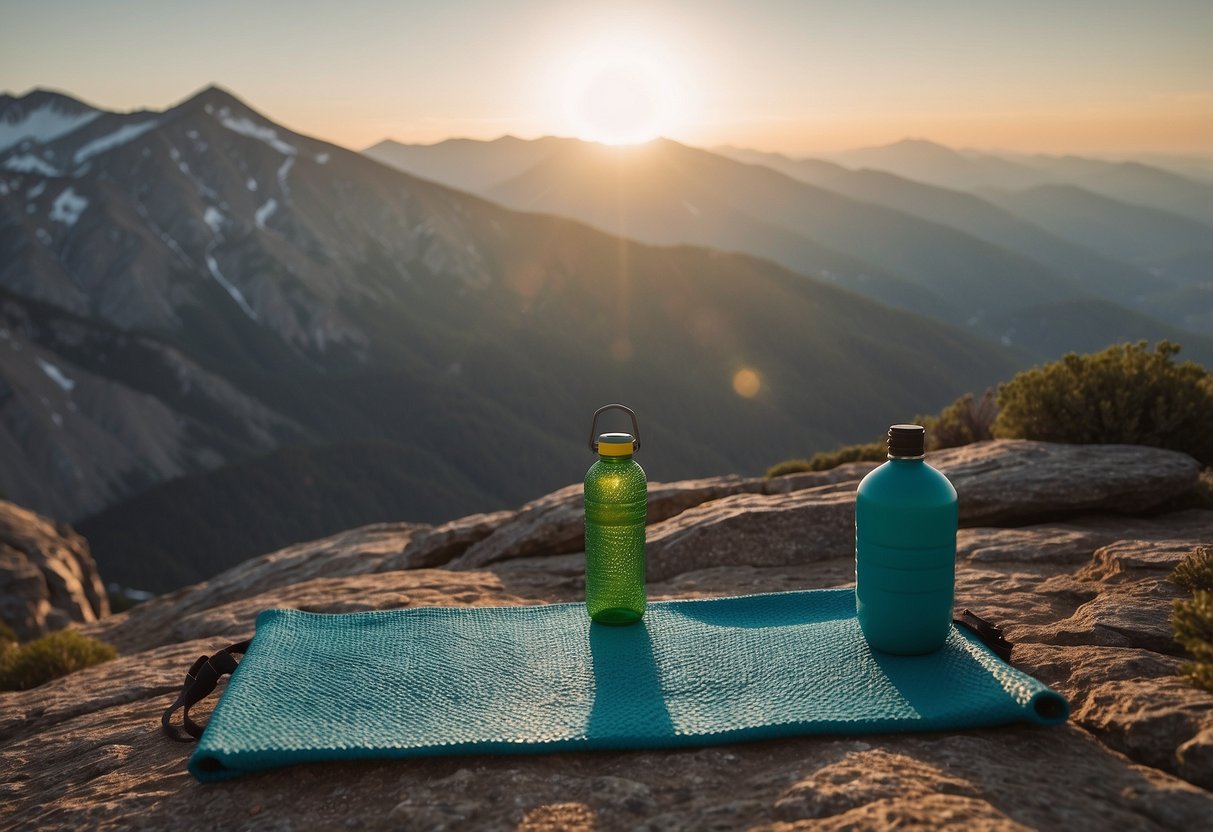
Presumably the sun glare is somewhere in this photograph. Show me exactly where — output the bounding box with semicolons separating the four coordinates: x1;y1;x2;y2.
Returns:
561;43;681;145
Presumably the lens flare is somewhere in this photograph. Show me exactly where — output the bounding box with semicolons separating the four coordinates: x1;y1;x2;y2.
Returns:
732;368;761;398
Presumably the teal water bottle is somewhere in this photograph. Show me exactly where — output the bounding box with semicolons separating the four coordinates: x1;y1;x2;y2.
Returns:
855;424;957;654
584;404;647;625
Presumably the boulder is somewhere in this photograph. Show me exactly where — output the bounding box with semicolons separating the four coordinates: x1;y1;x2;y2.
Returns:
933;440;1201;524
450;476;765;570
0;549;49;641
647;488;856;581
378;511;513;571
0;500;108;640
958;510;1213;566
762;441;1202;524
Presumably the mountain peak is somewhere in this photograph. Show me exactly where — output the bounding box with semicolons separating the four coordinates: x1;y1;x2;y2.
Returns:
890;137;952;150
1;87;98;116
163;84;287;139
0;88;103;153
823;138;968;170
174;84;248;113
870;138;963;159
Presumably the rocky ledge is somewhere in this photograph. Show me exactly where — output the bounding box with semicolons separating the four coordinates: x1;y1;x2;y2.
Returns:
0;499;108;641
2;440;1212;830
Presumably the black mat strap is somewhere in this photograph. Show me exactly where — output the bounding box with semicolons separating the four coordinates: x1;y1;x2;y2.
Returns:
954;609;1013;661
162;639;251;742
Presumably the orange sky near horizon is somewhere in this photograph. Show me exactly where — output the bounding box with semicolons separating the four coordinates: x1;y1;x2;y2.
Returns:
347;100;1213;158
3;0;1212;158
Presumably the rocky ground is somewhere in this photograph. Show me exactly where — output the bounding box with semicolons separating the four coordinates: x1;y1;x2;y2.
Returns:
2;439;1212;830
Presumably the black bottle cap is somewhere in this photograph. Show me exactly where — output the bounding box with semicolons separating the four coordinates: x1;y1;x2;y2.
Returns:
888;424;925;458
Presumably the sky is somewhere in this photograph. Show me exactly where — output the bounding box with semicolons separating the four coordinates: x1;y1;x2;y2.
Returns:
3;0;1212;156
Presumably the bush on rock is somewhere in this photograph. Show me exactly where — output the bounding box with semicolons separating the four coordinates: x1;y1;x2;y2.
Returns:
993;341;1213;465
0;629;118;691
1171;546;1213;693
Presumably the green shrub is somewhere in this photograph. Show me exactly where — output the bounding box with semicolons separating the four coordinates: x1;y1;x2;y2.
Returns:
0;640;15;682
919;390;997;451
1172;547;1213;693
1185;656;1213;692
766;439;887;477
0;621;16;644
766;459;812;477
767;388;997;477
1172;546;1213;593
1173;591;1213;692
0;630;118;691
768;340;1213;476
993;341;1213;464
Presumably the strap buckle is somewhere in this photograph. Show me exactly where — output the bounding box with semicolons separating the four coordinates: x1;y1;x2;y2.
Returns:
161;639;250;742
954;609;1013;661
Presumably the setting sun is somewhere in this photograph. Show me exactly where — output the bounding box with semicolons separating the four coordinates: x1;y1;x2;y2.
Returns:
561;42;682;145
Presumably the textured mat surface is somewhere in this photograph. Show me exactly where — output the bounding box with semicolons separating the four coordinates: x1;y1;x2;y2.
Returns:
189;589;1068;781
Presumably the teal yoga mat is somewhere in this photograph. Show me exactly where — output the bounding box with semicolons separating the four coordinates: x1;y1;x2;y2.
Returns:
189;589;1068;781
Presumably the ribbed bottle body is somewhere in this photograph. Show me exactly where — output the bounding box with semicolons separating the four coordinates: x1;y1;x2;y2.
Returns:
855;457;957;654
584;455;647;624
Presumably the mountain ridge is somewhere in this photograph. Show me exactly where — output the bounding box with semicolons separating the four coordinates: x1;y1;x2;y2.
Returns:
483;137;1094;325
808;137;1213;225
367;133;1213;344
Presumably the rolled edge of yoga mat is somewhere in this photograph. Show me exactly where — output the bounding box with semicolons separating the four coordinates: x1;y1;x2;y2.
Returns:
1028;688;1070;725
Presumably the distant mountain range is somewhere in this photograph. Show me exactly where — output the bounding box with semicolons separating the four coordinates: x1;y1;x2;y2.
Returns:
1;87;1026;591
815;138;1213;224
367;136;1213;347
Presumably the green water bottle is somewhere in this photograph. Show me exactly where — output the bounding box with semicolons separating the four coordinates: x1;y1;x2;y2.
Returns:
855;424;958;654
584;404;647;625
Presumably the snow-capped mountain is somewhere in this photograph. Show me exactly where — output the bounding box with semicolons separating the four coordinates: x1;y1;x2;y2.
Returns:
0;90;103;157
1;86;483;354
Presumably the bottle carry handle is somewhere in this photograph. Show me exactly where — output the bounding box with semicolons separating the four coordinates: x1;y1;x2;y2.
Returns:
588;404;641;453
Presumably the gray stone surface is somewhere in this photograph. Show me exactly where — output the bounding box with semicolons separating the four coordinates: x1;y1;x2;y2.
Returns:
2;440;1212;829
933;440;1202;525
958;510;1213;566
647;489;856;582
450;476;766;570
379;511;513;571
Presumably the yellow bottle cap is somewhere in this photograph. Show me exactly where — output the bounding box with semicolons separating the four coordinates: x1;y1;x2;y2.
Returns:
596;432;636;456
